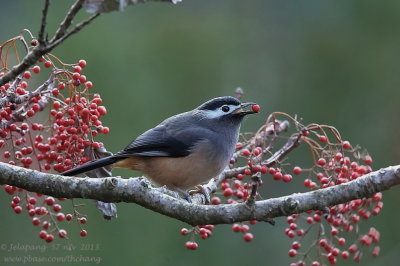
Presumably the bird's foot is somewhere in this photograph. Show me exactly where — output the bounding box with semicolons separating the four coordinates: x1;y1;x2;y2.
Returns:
189;185;210;205
181;191;192;203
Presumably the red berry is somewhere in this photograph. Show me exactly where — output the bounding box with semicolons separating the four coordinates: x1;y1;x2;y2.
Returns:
56;213;65;221
20;81;28;88
289;223;297;230
283;174;293;182
80;108;90;118
243;233;254;242
251;104;260;112
286;230;295;238
28;197;37;205
319;238;327;247
241;149;251;156
52;89;59;96
372;246;380;257
58;83;66;90
74;66;82;73
79;75;87;83
44;61;52;68
317;158;326;166
185;241;198;250
364;155;373;165
101;127;110;134
273;172;283;180
53;101;61;109
14;206;22;214
85;81;93;88
260;166;268;174
32;217;40;226
78;59;87;68
331;228;339;235
97;106;107;116
288;249;297;257
293;166;302;175
319;135;327;142
292;241;301;250
72;72;80;80
45;196;55;206
211;197;221;205
12;196;21;204
80;230;87;237
342;141;351;149
241;224;250;232
180;228;189;235
53;204;62;212
3;151;11;159
23;71;31;79
341;251;349;259
58;229;67;238
338;237;346;245
79;217;87;224
39;230;47;239
232;224;241;232
32;66;41;73
331;247;340;256
223;188;233;197
32;103;41;112
45;234;54;242
348;244;358;253
27;109;35;117
66;214;73;221
320;177;330;184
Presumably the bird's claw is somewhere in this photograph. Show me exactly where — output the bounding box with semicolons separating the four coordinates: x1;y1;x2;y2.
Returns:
189;185;211;205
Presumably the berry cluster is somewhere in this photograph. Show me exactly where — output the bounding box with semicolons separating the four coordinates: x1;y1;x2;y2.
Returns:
1;35;108;242
179;113;382;265
180;225;215;250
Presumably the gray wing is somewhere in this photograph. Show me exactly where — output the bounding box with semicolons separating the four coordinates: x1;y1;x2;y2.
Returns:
114;122;212;158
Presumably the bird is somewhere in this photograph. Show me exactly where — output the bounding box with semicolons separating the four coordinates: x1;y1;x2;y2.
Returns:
62;96;259;200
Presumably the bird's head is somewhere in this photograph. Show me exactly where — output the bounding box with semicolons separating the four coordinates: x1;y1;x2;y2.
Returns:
196;96;259;123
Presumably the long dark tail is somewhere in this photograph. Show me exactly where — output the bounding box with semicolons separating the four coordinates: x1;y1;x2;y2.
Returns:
61;156;121;176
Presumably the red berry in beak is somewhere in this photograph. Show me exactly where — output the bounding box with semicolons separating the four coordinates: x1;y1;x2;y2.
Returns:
251;104;260;113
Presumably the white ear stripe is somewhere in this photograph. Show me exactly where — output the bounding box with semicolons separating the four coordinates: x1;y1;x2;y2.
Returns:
202;104;239;119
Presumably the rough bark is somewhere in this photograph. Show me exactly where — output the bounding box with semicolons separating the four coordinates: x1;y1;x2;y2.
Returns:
1;162;399;225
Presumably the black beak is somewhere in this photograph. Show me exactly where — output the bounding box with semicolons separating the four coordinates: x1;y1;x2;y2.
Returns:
233;102;259;116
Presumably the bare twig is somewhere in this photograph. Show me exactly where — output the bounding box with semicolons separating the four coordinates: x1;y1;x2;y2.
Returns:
262;133;302;166
38;0;51;43
0;162;398;225
0;0;98;87
50;0;85;43
48;13;100;50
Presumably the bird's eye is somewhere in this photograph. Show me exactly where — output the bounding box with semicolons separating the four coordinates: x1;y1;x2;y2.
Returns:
221;105;230;112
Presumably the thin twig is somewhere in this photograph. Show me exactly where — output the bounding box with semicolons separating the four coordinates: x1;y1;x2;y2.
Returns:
0;0;99;87
50;0;85;43
48;13;100;50
38;0;51;43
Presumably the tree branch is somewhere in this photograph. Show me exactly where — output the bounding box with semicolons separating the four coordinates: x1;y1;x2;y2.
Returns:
50;0;86;43
47;13;100;51
0;0;98;87
1;162;399;225
38;0;50;43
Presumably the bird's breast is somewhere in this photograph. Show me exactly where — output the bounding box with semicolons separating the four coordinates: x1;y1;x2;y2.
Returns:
115;139;231;191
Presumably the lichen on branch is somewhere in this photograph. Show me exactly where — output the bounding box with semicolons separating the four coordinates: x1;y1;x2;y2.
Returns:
1;162;398;225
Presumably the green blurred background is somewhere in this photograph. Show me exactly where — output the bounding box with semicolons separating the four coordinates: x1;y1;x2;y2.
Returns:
1;1;400;265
